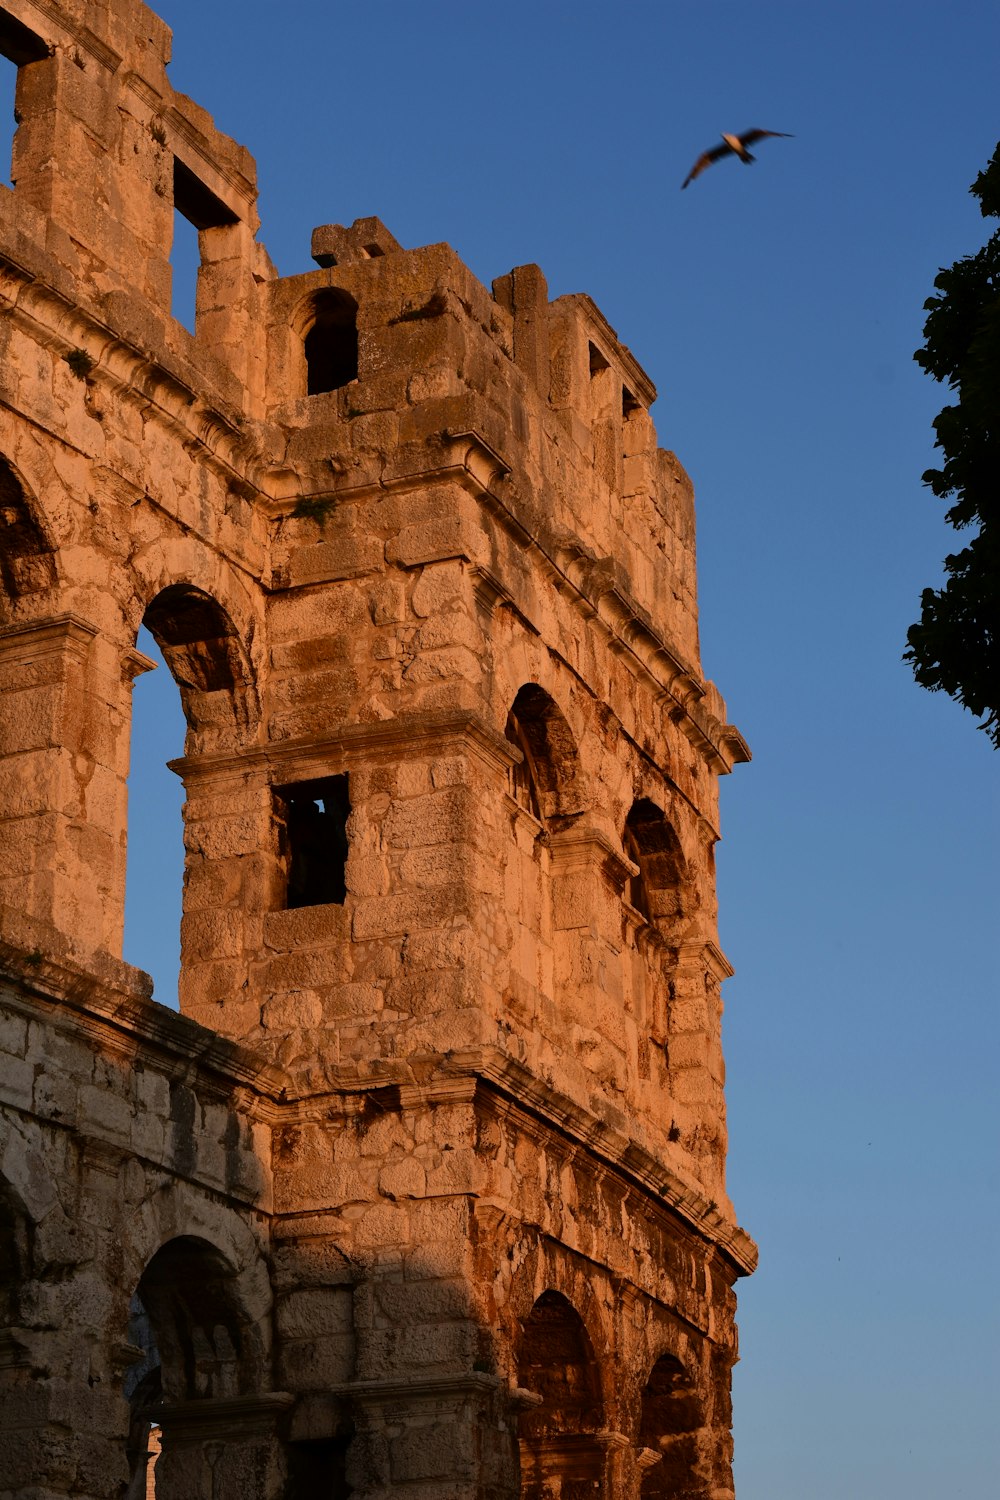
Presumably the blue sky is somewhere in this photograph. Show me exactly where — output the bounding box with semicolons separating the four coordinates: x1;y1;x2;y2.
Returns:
123;3;1000;1495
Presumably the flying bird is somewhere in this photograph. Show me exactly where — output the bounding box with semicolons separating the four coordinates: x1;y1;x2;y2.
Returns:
681;129;792;189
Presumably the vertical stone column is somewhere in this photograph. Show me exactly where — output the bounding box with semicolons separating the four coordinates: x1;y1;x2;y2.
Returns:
195;220;266;405
173;764;275;1034
153;1393;293;1500
346;1374;519;1500
549;823;637;1101
13;42;174;307
669;941;733;1182
491;264;550;394
0;616;141;958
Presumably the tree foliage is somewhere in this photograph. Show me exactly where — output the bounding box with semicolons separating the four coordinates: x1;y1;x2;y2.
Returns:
906;143;1000;747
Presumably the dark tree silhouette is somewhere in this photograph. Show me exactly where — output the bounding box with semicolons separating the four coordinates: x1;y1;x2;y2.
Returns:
906;143;1000;747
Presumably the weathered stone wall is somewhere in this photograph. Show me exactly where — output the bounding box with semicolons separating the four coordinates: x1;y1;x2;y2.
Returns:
0;2;754;1496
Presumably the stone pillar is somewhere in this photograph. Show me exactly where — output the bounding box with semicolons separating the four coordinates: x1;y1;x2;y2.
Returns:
152;1393;293;1500
195;219;265;402
669;941;733;1181
345;1373;519;1500
549;822;638;1100
491;264;550;394
0;616;144;959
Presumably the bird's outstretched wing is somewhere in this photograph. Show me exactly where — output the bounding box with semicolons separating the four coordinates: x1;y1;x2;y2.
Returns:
681;141;733;189
739;128;793;147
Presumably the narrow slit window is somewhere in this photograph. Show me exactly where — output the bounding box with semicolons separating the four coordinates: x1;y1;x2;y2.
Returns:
275;775;350;908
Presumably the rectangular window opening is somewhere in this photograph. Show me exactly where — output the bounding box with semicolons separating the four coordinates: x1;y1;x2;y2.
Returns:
0;14;49;190
169;204;200;332
170;156;239;333
623;387;642;418
275;774;350;910
0;52;15;188
588;341;610;377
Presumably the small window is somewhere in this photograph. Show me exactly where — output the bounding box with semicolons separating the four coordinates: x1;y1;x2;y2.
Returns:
622;386;641;418
275;775;350;908
305;289;359;394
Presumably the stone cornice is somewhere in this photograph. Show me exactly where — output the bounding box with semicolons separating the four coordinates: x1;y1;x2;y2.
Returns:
452;1047;758;1277
3;0;124;75
271;1046;757;1277
0;932;755;1273
0;917;286;1104
0;612;97;661
169;707;518;786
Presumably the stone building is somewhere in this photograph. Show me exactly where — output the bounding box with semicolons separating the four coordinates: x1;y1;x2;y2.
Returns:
0;1;755;1496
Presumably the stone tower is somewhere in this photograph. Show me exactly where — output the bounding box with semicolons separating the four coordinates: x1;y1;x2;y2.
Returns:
0;2;754;1497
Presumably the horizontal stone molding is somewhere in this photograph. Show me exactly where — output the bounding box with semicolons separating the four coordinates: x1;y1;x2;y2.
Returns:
170;706;519;787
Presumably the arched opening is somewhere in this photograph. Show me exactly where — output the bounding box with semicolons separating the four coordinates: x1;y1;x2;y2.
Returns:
124;1237;264;1500
516;1290;605;1497
124;587;257;1005
0;1178;28;1339
304;288;359;395
505;685;581;830
623;799;691;936
0;1181;36;1492
0;455;56;614
141;584;255;744
123;626;186;1007
638;1354;705;1499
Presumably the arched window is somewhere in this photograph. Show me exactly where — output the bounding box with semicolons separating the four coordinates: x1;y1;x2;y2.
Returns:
638;1353;704;1498
304;288;359;394
0;1181;35;1494
0;1179;28;1340
624;799;690;935
516;1290;604;1496
504;685;581;830
0;455;56;612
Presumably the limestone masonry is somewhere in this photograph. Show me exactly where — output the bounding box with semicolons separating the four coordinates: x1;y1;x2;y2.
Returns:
0;2;755;1496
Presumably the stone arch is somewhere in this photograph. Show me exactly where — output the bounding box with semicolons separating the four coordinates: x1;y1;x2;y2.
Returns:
516;1288;607;1497
130;1233;265;1403
140;582;259;747
300;286;359;395
623;798;694;937
0;453;57;617
505;683;584;828
637;1351;707;1499
0;1175;30;1338
0;1176;42;1494
123;1233;269;1500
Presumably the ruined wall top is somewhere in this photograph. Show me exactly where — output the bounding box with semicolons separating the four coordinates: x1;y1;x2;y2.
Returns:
0;0;756;741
